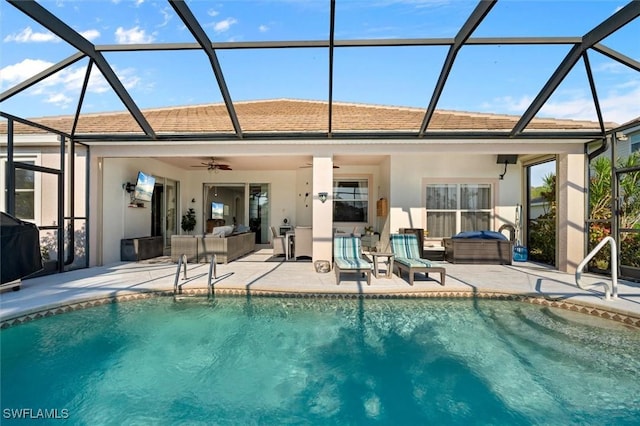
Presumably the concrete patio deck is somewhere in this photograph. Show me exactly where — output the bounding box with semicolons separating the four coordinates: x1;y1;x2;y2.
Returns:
2;249;639;328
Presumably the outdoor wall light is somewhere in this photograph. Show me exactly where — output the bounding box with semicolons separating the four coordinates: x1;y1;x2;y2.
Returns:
318;192;328;203
496;154;518;180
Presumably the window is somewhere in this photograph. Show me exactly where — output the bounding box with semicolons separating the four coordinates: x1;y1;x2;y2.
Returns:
333;178;369;223
631;133;640;153
1;158;37;221
425;183;492;237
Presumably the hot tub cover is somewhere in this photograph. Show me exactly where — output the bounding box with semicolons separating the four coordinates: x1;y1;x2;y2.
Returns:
451;230;508;240
1;212;43;284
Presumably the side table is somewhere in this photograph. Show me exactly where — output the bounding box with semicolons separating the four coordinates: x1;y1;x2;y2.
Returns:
371;252;395;279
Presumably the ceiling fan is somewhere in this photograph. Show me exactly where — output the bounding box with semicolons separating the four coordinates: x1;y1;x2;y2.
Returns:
191;157;232;171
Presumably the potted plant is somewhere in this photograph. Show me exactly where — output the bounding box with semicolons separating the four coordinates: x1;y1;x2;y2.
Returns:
364;225;374;235
181;208;197;234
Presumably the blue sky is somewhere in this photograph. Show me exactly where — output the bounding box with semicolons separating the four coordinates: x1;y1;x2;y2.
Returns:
1;0;639;124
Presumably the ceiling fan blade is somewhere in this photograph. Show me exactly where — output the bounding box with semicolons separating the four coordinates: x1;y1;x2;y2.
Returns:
300;163;339;169
217;165;232;170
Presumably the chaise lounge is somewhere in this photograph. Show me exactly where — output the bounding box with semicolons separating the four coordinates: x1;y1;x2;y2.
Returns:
390;233;446;286
333;235;372;285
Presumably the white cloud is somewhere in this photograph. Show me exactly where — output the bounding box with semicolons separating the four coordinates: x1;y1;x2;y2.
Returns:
115;26;155;44
259;25;269;33
598;81;640;124
158;7;172;28
114;68;141;91
481;95;533;114
213;18;238;33
80;29;101;41
536;80;640;125
539;98;597;121
482;79;640;125
595;61;628;74
1;58;143;110
3;27;60;43
208;9;220;17
0;59;53;88
45;92;73;107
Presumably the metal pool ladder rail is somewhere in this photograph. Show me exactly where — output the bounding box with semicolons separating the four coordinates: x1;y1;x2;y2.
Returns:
575;236;618;300
173;254;188;296
173;254;217;299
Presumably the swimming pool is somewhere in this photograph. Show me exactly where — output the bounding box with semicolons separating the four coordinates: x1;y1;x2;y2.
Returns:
2;297;639;424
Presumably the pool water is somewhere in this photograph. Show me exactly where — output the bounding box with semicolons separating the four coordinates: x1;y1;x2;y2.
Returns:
2;297;639;425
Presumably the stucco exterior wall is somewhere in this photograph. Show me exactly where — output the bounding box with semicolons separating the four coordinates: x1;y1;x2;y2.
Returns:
389;153;521;239
557;153;586;273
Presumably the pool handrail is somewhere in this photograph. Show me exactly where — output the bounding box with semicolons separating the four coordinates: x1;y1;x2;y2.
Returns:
207;254;217;299
575;236;618;300
174;254;188;294
173;254;217;297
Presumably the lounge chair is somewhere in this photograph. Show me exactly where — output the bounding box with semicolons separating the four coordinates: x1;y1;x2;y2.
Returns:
333;236;372;285
390;233;446;286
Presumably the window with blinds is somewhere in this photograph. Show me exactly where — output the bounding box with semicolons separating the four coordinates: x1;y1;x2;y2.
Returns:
425;183;492;238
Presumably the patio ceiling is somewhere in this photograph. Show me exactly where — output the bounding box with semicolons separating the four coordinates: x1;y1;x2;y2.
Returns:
1;0;639;143
157;154;386;171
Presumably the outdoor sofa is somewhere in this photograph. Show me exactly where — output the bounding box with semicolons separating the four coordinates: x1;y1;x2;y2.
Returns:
171;227;255;264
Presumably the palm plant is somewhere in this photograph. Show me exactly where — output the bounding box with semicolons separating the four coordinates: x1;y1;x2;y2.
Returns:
588;152;640;270
528;173;556;265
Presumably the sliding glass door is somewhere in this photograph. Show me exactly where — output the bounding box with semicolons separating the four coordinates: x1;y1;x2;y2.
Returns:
526;160;556;266
250;184;269;244
151;177;178;248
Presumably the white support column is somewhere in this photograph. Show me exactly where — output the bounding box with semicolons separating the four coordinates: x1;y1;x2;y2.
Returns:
557;153;586;273
312;156;334;264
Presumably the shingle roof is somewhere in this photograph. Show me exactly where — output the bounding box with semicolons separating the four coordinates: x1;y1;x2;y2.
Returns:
2;99;612;136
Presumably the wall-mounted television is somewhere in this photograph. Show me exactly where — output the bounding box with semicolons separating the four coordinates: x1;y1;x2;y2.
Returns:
134;171;155;202
211;202;224;220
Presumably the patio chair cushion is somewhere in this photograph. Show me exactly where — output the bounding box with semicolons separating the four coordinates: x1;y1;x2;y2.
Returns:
334;257;371;269
390;234;422;259
211;225;234;237
333;236;372;285
334;237;371;269
394;257;433;268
